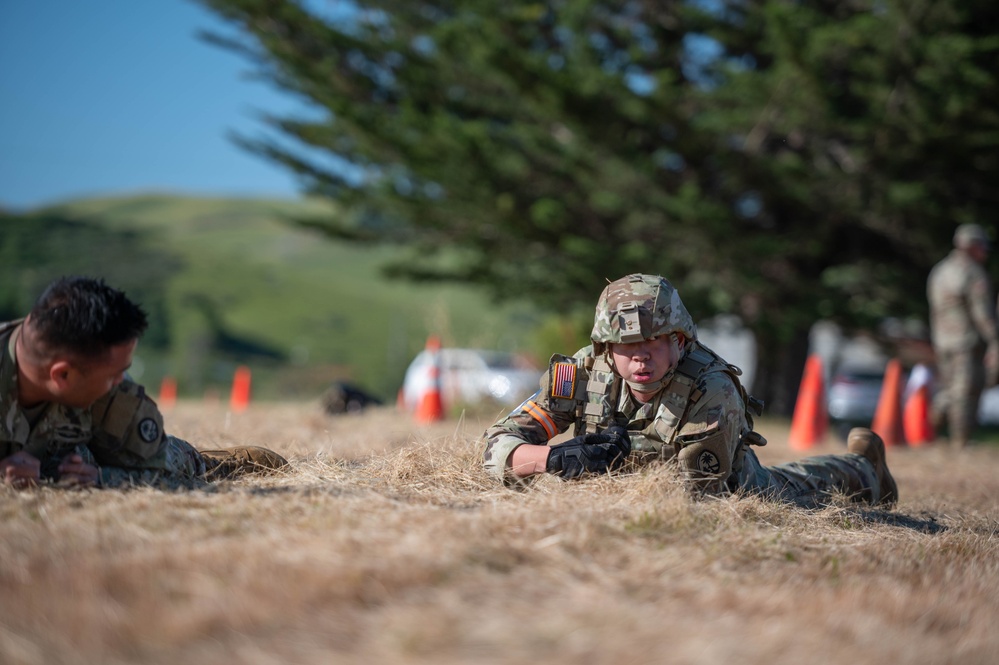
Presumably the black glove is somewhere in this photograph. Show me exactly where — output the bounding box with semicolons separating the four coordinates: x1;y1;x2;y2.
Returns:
546;426;631;479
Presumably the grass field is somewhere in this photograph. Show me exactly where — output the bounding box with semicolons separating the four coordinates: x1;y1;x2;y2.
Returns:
2;402;997;665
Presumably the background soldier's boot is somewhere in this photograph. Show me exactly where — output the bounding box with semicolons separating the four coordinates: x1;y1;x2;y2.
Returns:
200;447;289;480
847;427;898;506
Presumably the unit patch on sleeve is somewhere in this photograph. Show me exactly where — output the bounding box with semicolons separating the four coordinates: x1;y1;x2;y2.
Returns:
138;418;161;443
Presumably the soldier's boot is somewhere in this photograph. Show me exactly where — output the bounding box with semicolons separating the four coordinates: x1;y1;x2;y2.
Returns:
847;427;898;507
199;446;289;480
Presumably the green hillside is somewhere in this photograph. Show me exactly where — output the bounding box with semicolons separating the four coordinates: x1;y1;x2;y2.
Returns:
13;194;542;401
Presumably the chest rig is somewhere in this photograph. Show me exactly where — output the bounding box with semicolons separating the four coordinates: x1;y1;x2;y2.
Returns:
544;343;765;452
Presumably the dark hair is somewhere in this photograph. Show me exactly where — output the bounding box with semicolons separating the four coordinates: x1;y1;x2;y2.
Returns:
28;276;148;358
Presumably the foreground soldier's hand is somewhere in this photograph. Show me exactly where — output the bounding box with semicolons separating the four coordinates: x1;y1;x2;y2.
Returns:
546;426;631;479
57;453;100;488
1;450;41;489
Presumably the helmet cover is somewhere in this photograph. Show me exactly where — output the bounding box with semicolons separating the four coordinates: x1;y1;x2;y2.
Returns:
591;274;697;353
953;223;990;250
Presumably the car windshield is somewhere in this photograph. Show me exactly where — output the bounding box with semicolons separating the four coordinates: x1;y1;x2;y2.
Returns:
835;371;883;383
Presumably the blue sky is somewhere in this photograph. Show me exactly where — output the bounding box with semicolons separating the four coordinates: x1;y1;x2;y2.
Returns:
0;0;309;210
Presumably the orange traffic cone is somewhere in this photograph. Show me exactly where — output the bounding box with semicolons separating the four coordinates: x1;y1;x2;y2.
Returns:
415;336;444;424
903;384;935;446
158;376;177;411
789;355;829;450
871;358;905;447
230;365;252;413
902;363;935;446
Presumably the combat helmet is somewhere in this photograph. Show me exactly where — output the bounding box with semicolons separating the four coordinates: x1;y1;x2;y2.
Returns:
954;223;990;250
591;274;697;355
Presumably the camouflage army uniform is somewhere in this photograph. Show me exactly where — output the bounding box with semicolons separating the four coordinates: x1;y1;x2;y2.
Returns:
483;275;887;506
0;321;206;488
927;238;999;447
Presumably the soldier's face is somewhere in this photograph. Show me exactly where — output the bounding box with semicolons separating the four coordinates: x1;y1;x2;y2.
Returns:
969;243;989;264
60;339;137;408
609;335;679;387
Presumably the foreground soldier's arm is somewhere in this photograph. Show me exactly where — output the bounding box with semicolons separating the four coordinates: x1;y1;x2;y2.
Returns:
85;380;204;488
483;403;629;482
483;353;632;484
484;345;613;482
507;436;551;476
483;388;576;481
668;369;750;495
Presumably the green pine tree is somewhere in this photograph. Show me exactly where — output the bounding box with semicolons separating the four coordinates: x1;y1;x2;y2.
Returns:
198;0;999;412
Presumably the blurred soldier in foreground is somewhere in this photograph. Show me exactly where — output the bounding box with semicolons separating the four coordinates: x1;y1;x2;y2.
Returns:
0;276;287;490
927;224;998;448
483;274;897;507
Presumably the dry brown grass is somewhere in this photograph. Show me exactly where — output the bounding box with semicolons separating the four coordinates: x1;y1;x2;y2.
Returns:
1;401;997;665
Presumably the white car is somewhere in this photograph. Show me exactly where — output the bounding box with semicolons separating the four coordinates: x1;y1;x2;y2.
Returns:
402;348;540;410
826;366;889;441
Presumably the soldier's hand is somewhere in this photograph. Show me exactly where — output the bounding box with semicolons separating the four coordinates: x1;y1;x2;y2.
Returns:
57;453;100;488
0;451;41;490
546;426;631;479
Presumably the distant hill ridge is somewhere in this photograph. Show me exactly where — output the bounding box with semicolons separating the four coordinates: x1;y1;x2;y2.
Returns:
7;193;537;401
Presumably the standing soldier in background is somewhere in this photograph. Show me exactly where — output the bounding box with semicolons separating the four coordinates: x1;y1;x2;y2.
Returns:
927;224;999;448
0;276;288;490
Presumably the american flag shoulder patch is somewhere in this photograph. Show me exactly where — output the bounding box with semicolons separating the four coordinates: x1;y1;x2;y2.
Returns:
550;362;577;400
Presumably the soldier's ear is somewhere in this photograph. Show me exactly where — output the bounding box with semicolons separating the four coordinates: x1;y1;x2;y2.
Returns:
48;360;73;389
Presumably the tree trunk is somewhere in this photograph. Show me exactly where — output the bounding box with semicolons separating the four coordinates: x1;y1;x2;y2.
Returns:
751;326;812;418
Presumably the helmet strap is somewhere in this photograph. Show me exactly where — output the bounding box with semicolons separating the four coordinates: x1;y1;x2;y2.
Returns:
625;372;672;394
